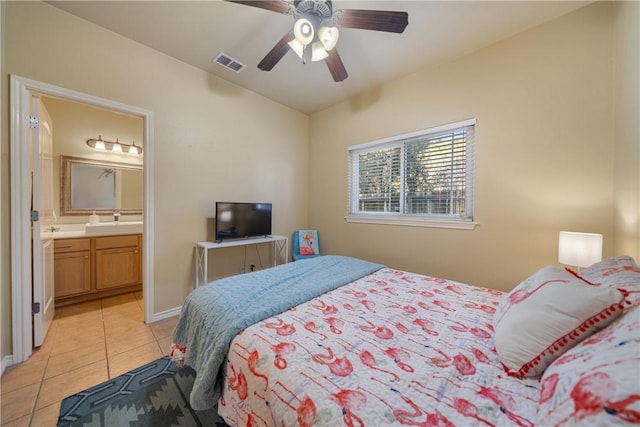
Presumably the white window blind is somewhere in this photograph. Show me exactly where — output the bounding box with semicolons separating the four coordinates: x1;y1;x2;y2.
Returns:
347;119;476;229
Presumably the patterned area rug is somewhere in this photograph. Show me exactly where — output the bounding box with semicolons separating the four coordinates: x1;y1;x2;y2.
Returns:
57;357;228;426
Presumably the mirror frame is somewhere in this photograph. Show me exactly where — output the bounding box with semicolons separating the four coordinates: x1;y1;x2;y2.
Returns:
60;155;143;216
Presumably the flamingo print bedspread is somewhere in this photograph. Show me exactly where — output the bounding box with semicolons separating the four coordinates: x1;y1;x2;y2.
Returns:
171;256;384;411
217;267;541;426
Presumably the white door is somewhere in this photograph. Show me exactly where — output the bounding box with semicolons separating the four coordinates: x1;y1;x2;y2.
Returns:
32;96;55;347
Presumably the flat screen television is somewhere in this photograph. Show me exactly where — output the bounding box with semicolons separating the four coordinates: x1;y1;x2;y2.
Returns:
215;202;272;241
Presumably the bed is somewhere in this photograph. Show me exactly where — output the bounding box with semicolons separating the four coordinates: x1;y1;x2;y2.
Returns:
170;255;640;426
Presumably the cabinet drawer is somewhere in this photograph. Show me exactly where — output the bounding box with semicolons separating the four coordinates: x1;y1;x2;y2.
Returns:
95;234;140;250
54;238;90;253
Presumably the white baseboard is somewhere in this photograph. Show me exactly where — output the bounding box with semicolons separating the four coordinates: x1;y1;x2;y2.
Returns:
150;306;181;323
1;355;14;375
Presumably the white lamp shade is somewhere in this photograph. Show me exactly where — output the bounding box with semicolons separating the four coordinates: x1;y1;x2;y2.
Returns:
112;141;122;153
293;18;314;46
311;41;328;62
94;140;105;150
288;39;304;59
558;231;603;268
318;26;339;51
128;144;138;154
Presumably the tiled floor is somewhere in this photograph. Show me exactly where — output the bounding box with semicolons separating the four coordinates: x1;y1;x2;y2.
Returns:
0;291;178;426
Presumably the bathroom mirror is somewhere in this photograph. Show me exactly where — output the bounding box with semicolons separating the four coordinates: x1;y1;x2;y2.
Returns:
60;155;143;216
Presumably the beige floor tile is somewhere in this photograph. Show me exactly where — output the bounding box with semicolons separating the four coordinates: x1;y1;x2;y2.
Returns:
0;414;31;427
35;318;59;355
44;341;106;379
36;360;108;410
108;341;163;378
57;309;103;323
105;327;156;357
1;293;157;424
50;331;105;356
56;315;104;333
54;322;104;339
105;303;140;316
156;336;174;355
104;318;150;337
0;357;47;395
30;401;61;427
150;316;179;340
103;309;140;323
0;383;39;424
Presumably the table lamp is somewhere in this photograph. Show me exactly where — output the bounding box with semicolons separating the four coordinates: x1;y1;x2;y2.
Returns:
558;231;603;270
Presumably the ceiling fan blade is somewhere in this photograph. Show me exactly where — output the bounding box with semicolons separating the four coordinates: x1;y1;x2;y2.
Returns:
257;30;295;71
325;49;348;82
336;9;408;33
225;0;292;14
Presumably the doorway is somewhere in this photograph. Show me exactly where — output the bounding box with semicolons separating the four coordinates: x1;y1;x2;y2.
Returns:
10;75;155;364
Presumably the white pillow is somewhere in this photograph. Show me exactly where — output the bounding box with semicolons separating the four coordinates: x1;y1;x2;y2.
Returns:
493;266;627;378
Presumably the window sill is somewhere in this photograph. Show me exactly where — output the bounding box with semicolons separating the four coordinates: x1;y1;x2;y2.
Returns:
344;214;478;230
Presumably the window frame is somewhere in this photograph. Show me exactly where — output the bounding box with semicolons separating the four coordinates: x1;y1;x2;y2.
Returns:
346;118;478;230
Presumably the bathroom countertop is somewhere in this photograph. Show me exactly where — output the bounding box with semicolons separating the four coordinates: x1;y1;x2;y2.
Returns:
47;222;143;239
51;230;88;239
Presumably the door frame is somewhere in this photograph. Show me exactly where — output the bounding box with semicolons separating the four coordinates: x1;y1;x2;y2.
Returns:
10;74;155;364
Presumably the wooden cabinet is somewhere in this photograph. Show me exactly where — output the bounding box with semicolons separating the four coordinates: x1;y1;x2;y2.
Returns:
54;234;142;306
96;235;141;290
54;238;91;297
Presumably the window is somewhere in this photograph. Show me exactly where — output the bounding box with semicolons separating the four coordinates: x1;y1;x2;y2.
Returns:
347;119;476;230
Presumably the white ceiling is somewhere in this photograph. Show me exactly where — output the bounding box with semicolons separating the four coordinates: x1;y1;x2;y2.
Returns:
48;0;592;115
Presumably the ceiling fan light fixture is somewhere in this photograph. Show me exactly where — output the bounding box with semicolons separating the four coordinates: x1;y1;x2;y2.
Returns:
288;39;305;59
293;18;314;45
311;41;328;62
318;26;339;51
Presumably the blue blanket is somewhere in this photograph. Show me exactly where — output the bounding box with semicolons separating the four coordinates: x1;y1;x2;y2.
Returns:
172;255;384;410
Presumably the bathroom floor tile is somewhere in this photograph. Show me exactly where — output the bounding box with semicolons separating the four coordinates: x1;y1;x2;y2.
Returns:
108;341;163;378
1;292;174;424
0;383;39;424
44;341;106;379
36;359;108;410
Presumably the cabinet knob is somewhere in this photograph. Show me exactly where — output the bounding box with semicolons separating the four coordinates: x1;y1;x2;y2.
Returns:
84;256;89;259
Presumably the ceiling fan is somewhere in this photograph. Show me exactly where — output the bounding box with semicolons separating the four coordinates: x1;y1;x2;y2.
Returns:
227;0;408;82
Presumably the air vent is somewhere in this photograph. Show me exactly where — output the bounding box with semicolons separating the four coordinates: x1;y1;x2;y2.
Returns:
213;52;246;73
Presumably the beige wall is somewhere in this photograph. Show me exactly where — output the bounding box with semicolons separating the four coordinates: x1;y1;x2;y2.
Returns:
1;1;637;363
2;1;309;358
308;2;622;292
41;97;144;224
613;1;640;260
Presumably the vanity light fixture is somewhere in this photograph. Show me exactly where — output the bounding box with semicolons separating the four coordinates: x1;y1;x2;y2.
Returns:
128;141;140;155
112;138;123;153
86;135;142;155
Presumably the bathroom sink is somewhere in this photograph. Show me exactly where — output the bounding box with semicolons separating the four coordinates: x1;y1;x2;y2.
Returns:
85;221;143;236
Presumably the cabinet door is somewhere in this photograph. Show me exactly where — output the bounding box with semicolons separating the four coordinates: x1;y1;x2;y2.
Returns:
95;246;141;289
54;251;91;297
